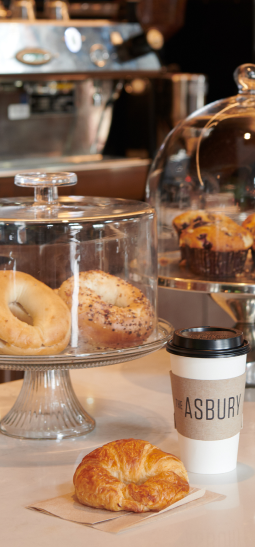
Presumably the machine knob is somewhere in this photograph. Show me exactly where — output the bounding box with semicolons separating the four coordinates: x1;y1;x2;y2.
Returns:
89;44;109;68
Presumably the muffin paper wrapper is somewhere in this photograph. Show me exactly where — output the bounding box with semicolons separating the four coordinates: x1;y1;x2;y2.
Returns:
27;487;224;534
185;248;248;277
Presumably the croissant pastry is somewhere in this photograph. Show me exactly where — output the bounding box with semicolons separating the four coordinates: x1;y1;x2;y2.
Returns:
73;438;189;513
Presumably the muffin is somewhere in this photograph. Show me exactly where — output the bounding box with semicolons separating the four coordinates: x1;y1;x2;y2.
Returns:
173;210;236;236
242;213;255;265
173;210;243;266
179;221;253;277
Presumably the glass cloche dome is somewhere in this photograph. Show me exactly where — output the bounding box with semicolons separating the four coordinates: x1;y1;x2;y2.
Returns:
0;172;159;358
146;63;255;280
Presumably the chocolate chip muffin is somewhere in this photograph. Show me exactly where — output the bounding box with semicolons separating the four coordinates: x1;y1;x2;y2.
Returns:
179;221;253;277
173;210;235;236
173;210;240;264
242;213;255;265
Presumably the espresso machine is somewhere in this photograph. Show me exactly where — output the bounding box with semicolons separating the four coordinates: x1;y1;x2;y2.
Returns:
0;0;207;201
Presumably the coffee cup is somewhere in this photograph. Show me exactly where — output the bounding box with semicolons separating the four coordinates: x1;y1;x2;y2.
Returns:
167;326;250;474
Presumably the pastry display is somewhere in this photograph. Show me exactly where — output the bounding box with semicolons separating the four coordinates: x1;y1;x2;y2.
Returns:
0;173;162;441
0;271;71;355
179;219;253;277
0;175;158;357
73;438;189;513
146;63;255;279
57;270;155;348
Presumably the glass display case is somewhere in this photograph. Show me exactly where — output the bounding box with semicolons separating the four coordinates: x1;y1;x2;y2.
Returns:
146;63;255;386
0;171;172;438
1;171;159;353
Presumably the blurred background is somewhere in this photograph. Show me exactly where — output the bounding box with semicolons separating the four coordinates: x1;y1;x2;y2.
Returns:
0;0;253;382
0;0;253;200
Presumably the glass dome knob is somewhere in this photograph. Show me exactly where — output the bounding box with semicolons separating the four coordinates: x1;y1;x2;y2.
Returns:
234;63;255;93
15;172;77;188
14;172;77;206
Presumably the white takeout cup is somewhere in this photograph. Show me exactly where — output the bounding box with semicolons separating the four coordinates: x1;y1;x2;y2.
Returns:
167;327;250;474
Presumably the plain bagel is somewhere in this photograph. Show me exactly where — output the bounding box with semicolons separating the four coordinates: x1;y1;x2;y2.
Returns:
0;271;71;355
57;270;155;348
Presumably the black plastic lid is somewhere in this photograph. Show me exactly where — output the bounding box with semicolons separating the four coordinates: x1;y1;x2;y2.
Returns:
167;326;250;358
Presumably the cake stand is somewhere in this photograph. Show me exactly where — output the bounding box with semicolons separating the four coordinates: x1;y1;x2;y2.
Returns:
0;319;173;440
158;252;255;387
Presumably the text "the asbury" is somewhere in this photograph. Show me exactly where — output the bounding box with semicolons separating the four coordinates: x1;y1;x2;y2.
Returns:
177;395;242;420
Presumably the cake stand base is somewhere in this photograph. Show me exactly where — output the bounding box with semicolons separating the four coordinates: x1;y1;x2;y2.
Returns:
0;370;95;440
0;320;173;439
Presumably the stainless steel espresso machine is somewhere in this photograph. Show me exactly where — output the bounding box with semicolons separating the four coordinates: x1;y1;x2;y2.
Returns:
0;18;158;198
0;1;207;200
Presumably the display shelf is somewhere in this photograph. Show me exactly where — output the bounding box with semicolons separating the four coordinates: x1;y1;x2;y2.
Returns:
158;251;255;294
158;252;255;387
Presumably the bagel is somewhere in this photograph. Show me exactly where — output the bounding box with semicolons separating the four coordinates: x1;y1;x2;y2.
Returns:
57;270;155;348
0;271;71;355
73;439;189;512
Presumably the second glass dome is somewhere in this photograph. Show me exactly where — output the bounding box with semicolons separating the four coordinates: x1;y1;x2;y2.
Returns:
146;63;255;281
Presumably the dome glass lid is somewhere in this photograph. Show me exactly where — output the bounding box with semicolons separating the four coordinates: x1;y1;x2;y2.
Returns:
146;64;255;282
0;172;152;222
0;171;159;358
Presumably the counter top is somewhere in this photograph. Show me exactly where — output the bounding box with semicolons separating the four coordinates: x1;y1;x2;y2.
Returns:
0;349;255;546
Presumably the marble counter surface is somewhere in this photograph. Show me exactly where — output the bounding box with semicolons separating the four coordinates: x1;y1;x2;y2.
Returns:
0;349;255;546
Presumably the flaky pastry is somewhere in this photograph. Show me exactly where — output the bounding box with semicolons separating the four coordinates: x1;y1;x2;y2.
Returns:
73;438;189;513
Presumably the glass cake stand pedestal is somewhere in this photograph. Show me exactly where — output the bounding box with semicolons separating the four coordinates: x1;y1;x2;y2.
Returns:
0;319;173;440
158;252;255;387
